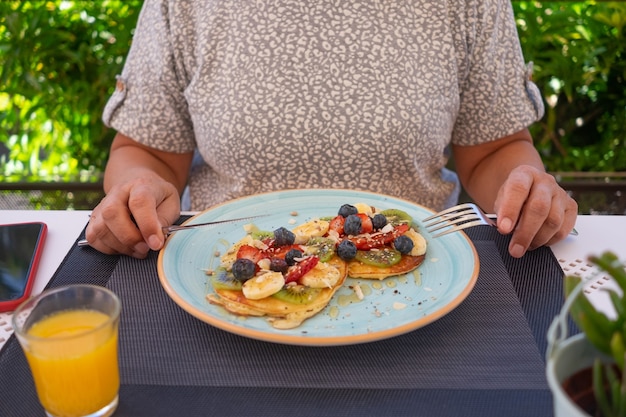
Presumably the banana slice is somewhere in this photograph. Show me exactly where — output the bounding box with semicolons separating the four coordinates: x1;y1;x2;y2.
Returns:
353;202;374;216
405;228;427;256
257;258;271;271
299;262;342;289
242;271;286;300
291;219;330;244
220;235;255;267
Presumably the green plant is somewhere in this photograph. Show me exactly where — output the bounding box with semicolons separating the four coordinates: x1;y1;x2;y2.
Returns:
0;0;143;182
565;252;626;417
514;1;626;173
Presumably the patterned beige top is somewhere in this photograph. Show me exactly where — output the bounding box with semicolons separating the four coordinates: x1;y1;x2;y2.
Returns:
103;0;544;212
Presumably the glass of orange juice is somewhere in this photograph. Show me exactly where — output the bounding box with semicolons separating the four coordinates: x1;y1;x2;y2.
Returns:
12;284;121;417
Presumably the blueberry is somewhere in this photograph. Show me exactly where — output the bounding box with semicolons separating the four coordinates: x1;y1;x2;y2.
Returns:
269;258;288;274
273;227;296;246
372;213;387;230
232;259;256;281
337;240;357;260
285;249;303;266
343;214;362;236
338;204;358;218
393;235;414;255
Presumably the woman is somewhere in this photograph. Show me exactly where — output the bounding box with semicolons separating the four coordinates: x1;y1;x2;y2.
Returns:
86;0;577;258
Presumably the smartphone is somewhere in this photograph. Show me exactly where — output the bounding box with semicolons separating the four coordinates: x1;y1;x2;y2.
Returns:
0;222;47;312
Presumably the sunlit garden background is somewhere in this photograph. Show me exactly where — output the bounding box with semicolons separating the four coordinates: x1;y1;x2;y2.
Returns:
1;1;625;211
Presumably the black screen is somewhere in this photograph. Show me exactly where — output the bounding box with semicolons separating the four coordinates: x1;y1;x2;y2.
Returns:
0;223;44;301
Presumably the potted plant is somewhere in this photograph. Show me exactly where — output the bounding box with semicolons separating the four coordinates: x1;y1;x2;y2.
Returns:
547;251;626;417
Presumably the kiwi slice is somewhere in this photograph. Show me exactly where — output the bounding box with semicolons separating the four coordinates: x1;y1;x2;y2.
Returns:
379;208;413;226
250;230;274;241
306;237;336;262
271;285;322;304
211;267;243;291
354;248;402;267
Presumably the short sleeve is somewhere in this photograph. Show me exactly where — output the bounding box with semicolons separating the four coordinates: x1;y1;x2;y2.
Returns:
451;0;544;146
102;0;196;153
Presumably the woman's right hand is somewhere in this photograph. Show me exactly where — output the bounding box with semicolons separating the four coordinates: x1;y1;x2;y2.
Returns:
84;173;182;258
83;132;194;258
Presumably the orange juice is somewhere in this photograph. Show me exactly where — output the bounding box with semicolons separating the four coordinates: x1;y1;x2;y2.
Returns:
24;309;119;417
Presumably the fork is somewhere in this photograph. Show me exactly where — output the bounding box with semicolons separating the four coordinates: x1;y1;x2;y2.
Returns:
422;203;495;238
421;202;578;238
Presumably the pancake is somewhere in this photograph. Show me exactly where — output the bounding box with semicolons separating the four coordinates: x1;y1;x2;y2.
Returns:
207;247;348;329
347;253;425;280
206;203;427;328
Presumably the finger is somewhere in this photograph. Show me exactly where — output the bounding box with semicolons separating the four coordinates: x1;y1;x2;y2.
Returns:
127;181;180;251
543;192;579;247
507;211;549;258
84;211;150;258
509;200;557;257
88;189;152;257
507;175;574;257
496;168;549;257
494;167;534;234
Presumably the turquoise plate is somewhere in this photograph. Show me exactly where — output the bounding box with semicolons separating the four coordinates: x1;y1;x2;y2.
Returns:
158;189;479;346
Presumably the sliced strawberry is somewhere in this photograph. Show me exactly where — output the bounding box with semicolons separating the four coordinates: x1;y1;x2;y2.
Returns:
263;244;304;259
347;224;409;250
328;215;345;236
356;213;374;234
236;245;265;264
284;256;319;284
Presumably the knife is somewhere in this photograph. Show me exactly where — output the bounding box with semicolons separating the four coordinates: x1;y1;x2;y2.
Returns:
77;214;268;247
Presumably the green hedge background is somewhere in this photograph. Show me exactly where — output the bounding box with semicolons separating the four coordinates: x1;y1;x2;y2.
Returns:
1;1;625;183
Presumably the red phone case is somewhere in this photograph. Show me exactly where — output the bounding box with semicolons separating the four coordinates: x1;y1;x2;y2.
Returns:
0;222;47;312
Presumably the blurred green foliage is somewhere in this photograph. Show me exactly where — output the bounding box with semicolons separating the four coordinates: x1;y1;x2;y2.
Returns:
0;1;624;182
514;1;626;172
0;0;142;182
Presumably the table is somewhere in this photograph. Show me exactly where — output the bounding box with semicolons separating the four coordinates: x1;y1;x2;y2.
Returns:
1;210;625;416
0;211;91;345
3;211;622;345
3;210;623;301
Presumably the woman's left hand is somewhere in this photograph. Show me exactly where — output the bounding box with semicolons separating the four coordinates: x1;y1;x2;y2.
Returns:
493;165;578;258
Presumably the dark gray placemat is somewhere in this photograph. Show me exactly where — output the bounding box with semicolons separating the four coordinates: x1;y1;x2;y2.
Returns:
0;224;562;417
111;240;546;390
